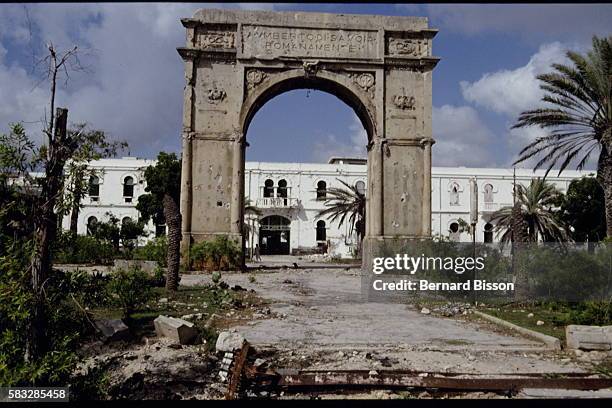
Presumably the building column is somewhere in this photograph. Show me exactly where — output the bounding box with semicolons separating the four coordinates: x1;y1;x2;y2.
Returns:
179;54;195;263
180;132;193;242
230;132;245;235
421;137;434;236
369;137;384;237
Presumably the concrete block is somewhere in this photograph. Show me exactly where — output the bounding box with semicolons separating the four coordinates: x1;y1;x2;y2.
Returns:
566;325;612;351
215;331;246;352
154;315;198;345
95;319;130;342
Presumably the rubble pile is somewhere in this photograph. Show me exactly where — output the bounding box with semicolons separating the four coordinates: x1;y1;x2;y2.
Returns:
426;302;473;317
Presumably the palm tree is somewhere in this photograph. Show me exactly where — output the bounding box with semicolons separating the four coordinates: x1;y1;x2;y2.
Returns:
137;152;181;292
512;36;611;236
316;179;366;249
490;178;570;244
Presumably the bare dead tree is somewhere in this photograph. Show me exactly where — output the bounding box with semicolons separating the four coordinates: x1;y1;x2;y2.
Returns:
26;42;90;361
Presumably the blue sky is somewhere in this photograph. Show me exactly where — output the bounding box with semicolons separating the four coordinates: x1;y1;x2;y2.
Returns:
0;3;610;168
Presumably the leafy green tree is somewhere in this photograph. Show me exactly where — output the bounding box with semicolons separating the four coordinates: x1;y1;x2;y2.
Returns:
512;36;612;236
58;125;127;234
90;213;121;251
490;178;570;243
316;178;366;248
119;218;147;255
559;175;606;242
136;152;181;292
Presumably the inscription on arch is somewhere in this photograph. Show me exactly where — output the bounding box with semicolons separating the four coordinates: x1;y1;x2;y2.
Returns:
241;25;378;59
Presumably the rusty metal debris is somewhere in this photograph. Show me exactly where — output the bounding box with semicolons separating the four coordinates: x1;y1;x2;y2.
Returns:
224;341;251;400
266;369;612;394
221;346;612;398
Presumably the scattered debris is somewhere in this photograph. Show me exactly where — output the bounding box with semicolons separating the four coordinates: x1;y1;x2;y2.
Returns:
153;315;198;345
527;313;534;318
429;302;472;317
536;320;545;326
420;307;431;315
232;285;247;292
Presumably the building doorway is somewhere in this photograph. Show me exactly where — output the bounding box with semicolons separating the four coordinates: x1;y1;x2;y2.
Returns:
259;215;291;255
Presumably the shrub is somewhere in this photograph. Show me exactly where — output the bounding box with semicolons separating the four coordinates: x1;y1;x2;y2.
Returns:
0;246;93;387
148;265;167;288
190;236;241;271
133;236;167;267
106;268;154;319
568;301;612;326
53;232;115;265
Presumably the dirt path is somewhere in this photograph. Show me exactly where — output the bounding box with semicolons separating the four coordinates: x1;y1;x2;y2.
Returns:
181;268;590;375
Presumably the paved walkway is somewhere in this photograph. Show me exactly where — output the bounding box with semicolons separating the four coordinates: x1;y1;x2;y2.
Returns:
182;267;541;350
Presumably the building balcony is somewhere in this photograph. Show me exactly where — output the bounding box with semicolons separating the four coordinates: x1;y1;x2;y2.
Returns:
256;197;299;208
481;202;513;213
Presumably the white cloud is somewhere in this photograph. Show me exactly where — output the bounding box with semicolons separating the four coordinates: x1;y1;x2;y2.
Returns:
432;105;496;167
0;3;277;157
407;4;612;41
311;114;367;163
460;42;573;117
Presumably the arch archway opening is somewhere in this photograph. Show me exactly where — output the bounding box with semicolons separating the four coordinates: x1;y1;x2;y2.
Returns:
242;75;375;141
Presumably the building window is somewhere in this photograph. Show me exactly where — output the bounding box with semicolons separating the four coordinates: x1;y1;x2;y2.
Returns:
122;217;132;226
263;179;274;198
316;220;326;241
123;176;134;202
88;175;99;200
155;224;166;237
277;179;288;198
86;216;98;236
484;223;494;243
316;180;327;200
450;183;460;205
355;180;366;196
483;184;494;203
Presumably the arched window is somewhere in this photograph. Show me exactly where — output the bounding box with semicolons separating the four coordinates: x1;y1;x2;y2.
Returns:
316;220;326;241
88;175;99;199
355;180;366;196
483;184;494;203
484;222;494;243
450;183;460;205
123;176;134;202
122;216;132;226
263;179;274;198
317;180;327;200
86;216;98;236
277;179;288;198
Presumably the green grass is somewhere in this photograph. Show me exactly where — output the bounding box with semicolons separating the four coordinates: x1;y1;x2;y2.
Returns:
484;307;570;341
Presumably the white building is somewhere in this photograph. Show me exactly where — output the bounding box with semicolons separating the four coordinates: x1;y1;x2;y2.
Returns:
63;157;593;257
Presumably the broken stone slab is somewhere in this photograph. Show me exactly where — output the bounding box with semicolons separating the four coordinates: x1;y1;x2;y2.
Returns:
215;331;246;353
95;319;130;342
566;325;612;351
153;315;198;345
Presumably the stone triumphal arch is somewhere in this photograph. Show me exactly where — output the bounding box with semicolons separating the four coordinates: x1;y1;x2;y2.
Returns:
177;9;439;267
